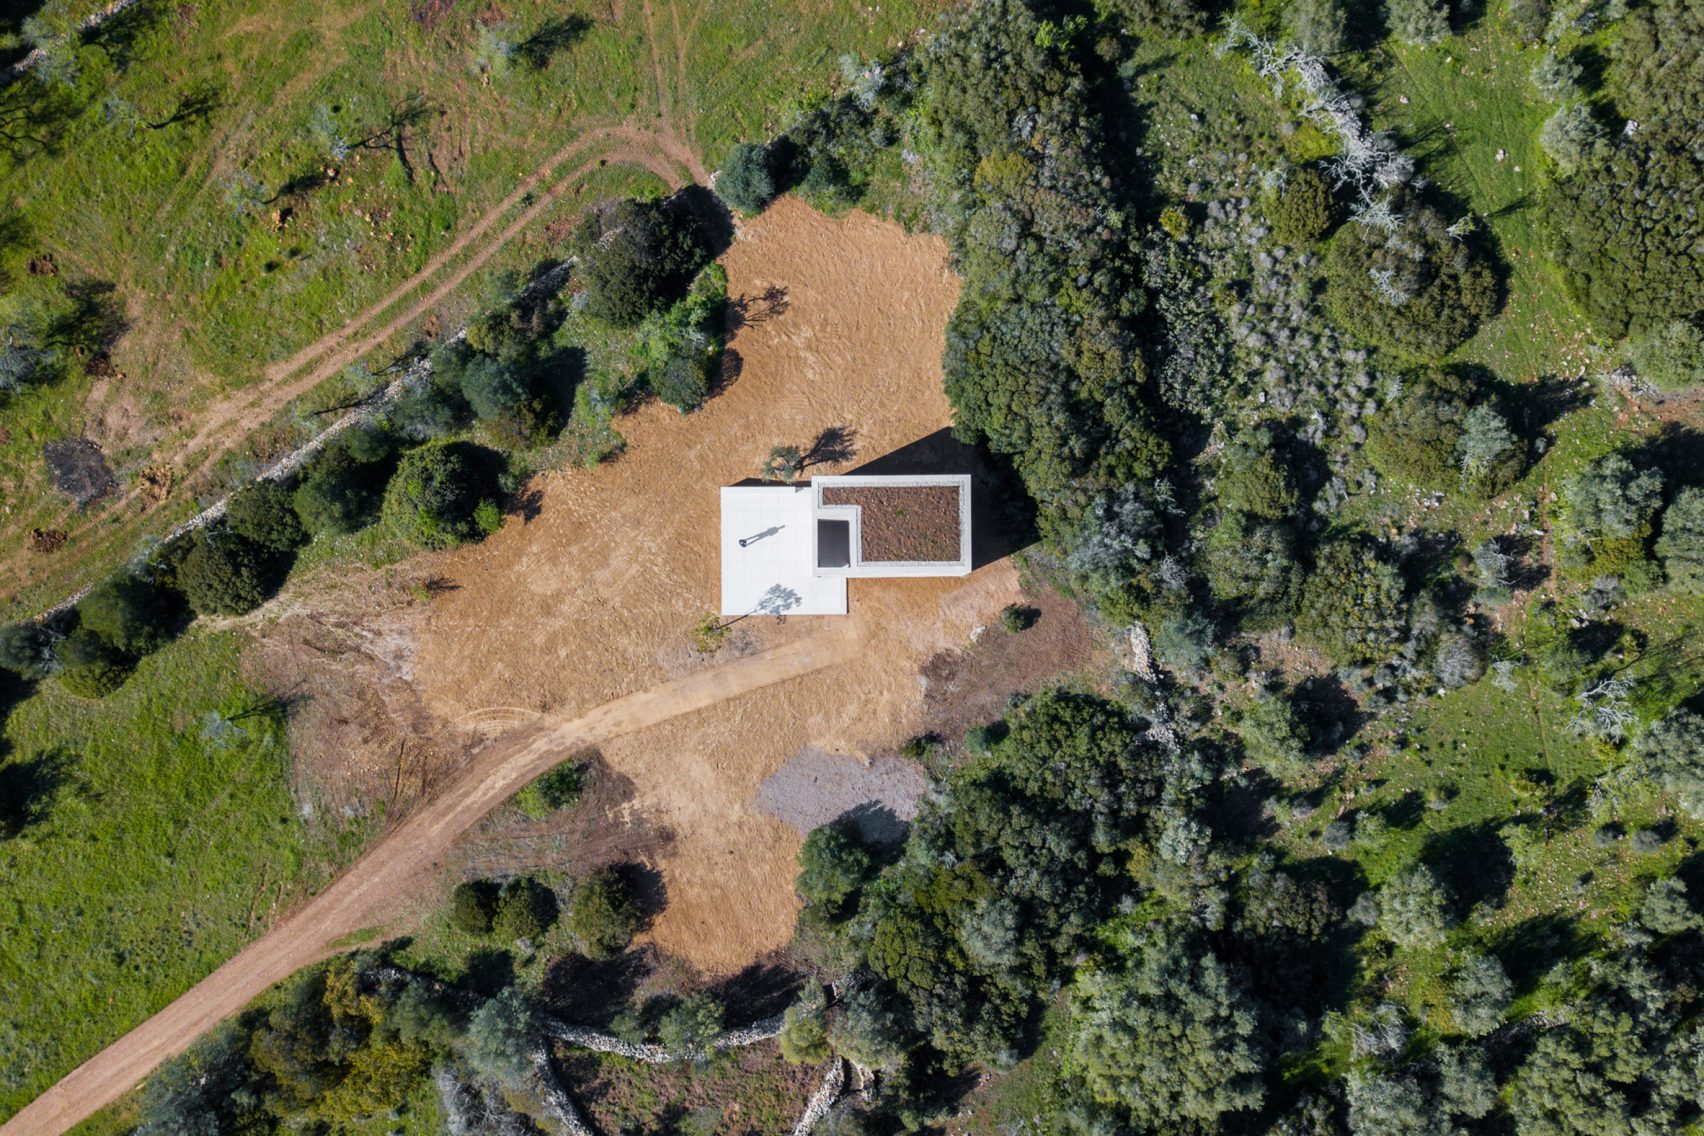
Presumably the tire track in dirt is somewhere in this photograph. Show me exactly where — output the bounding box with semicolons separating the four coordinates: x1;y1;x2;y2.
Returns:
0;629;857;1136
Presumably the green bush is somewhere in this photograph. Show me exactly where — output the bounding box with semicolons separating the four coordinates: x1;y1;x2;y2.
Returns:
1284;0;1349;54
383;440;501;549
1216;425;1301;519
778;1000;830;1064
1386;0;1451;43
1325;201;1498;359
1633;710;1704;821
1561;453;1663;540
54;627;133;698
1629;320;1704;391
575;198;709;327
225;481;306;552
565;870;641;959
642;265;727;412
293;448;382;536
1297;538;1410;664
450;880;499;934
0;622;53;681
1454;403;1527;495
1238;693;1309;777
176;529;281;616
1202;515;1303;629
657;993;723;1063
1608;0;1704;125
716;142;776;213
1547;131;1704;339
1538;103;1608;175
1657;488;1704;591
1364;369;1473;488
797;822;874;910
513;761;584;819
493;876;558;940
1263;166;1336;244
76;572;179;657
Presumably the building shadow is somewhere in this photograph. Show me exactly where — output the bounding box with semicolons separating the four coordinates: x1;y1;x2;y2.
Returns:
845;427;1038;569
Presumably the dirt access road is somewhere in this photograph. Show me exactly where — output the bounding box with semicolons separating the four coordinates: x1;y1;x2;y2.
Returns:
0;632;856;1136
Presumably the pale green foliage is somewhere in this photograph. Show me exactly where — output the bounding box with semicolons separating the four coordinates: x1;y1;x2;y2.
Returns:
1285;0;1350;54
1376;865;1452;949
658;994;723;1063
828;983;910;1070
1633;710;1704;821
464;988;539;1089
1657;488;1704;591
1449;953;1512;1037
1529;49;1583;100
1639;877;1697;935
1455;404;1526;494
716;142;776;213
1563;454;1663;539
779;1000;831;1064
1238;693;1309;777
1387;0;1451;43
1630;320;1704;390
1539;103;1608;175
1065;934;1267;1129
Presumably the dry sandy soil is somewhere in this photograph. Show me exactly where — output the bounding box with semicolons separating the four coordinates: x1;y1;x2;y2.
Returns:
409;196;1024;971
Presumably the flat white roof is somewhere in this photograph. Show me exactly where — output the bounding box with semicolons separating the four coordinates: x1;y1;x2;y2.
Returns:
719;485;848;617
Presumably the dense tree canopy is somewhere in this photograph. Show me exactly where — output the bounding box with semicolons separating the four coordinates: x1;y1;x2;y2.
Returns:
574;197;709;327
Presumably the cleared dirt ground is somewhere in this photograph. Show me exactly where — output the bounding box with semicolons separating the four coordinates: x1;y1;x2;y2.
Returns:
411;197;1024;970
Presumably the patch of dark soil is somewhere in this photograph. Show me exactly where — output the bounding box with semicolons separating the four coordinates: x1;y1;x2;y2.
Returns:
919;584;1104;744
42;438;119;506
554;1040;818;1136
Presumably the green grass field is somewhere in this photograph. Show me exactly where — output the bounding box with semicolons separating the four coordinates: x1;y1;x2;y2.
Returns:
0;631;367;1118
0;0;948;621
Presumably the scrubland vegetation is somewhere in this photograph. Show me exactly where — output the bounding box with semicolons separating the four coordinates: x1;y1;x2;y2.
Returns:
7;0;1704;1129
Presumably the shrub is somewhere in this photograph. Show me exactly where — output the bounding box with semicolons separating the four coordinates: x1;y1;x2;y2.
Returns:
1264;165;1337;244
1449;953;1511;1037
1657;488;1704;591
1239;694;1310;776
658;994;723;1063
1561;453;1663;540
0;622;54;681
1364;369;1473;489
1202;515;1303;628
1064;932;1268;1131
1284;0;1350;55
1505;0;1550;41
464;988;540;1089
1629;320;1704;391
1633;710;1704;821
1455;404;1526;495
1326;201;1498;358
76;572;179;657
1101;0;1217;35
642;265;727;412
450;880;499;934
1377;865;1453;949
383;441;501;549
797;822;874;910
1546;130;1704;338
1608;0;1704;125
225;481;306;552
55;627;133;698
716;142;775;213
177;529;280;616
1538;103;1608;175
778;1000;831;1064
293;448;381;536
999;603;1037;633
761;444;804;482
1297;538;1410;664
450;351;529;425
514;761;584;819
1529;49;1582;101
565;870;641;958
1387;0;1451;43
1153;609;1215;676
1217;425;1301;519
575;198;708;327
493;876;558;940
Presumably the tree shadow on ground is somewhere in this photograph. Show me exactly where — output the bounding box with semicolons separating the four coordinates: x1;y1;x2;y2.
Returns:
1295;674;1365;755
1422;821;1516;918
543;946;658;1027
706;958;806;1024
0;746;75;838
517;15;591;70
1490;914;1598;994
847;427;1039;569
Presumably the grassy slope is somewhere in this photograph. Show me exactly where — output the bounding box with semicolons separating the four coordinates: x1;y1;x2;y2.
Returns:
0;631;367;1118
0;0;945;619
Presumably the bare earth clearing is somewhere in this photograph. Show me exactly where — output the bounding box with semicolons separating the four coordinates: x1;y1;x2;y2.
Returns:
411;197;1015;969
2;197;1101;1136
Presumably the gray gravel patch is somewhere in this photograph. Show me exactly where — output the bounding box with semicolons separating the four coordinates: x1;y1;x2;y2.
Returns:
756;746;930;845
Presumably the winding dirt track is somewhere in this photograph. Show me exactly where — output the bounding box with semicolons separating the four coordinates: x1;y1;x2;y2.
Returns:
0;629;856;1136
